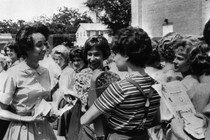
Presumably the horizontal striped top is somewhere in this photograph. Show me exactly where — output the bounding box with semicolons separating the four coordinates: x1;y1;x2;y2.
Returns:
94;74;160;133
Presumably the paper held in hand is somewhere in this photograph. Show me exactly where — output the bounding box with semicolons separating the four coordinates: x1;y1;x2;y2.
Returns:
33;99;52;117
152;81;205;139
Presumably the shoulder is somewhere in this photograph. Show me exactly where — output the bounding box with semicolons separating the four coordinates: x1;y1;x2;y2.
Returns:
96;70;121;88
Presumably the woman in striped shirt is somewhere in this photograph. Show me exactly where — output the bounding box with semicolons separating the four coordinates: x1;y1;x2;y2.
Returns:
81;27;161;140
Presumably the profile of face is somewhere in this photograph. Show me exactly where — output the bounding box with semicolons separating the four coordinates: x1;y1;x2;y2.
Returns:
87;48;104;70
173;52;189;73
113;53;128;71
6;48;18;62
72;57;85;72
26;33;46;61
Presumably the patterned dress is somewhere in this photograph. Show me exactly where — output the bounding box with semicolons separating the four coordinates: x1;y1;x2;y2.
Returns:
75;68;93;112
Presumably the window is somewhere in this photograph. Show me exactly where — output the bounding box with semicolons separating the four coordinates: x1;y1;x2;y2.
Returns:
96;31;99;35
87;31;90;37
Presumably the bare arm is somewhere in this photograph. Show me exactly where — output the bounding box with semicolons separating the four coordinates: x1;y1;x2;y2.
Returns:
0;102;35;122
80;104;102;125
170;117;192;140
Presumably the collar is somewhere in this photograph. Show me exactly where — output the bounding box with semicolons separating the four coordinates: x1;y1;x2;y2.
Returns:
199;75;210;83
22;61;46;76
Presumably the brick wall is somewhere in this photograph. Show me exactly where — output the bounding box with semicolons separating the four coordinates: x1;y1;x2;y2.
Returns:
132;0;210;38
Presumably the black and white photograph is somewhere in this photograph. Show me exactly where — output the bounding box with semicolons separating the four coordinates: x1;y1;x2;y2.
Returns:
0;0;210;140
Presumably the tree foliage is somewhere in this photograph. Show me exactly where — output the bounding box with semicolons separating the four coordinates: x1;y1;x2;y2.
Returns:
0;7;92;38
85;0;131;35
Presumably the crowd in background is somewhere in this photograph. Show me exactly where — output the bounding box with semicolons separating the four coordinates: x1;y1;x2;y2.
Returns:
0;19;210;140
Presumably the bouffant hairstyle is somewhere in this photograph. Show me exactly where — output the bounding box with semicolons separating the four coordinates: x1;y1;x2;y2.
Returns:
111;26;152;67
15;24;49;57
51;45;70;63
83;35;110;60
189;41;210;76
158;32;182;63
4;41;21;58
70;47;87;66
203;19;210;45
174;36;201;61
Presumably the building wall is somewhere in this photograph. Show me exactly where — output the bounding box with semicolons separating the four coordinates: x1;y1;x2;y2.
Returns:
76;26;88;47
132;0;210;38
76;28;112;47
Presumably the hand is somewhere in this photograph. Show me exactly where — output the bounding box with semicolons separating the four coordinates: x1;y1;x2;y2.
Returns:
170;117;192;140
195;113;208;129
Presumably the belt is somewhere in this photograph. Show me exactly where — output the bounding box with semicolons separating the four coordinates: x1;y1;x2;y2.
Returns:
110;129;147;136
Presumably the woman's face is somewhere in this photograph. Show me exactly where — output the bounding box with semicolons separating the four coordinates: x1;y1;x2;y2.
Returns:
6;48;17;62
113;53;128;71
87;48;104;70
72;57;85;72
26;33;46;61
173;53;189;73
53;53;66;69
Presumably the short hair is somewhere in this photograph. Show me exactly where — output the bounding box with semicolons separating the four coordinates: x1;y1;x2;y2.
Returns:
15;24;49;58
158;32;182;63
83;35;110;60
51;45;70;63
111;26;152;67
174;36;201;62
4;41;21;58
147;39;161;66
70;47;87;66
189;41;210;75
203;19;210;45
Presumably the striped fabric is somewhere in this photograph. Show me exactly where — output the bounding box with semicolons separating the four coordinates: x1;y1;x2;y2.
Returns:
94;75;160;133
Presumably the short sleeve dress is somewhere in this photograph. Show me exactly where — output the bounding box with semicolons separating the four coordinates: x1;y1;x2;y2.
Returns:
0;61;56;140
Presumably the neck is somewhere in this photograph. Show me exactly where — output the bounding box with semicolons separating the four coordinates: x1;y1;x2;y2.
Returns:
26;58;39;69
181;70;191;78
61;63;68;70
127;63;147;76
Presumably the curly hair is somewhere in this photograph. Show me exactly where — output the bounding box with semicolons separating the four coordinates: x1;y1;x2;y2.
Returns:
147;39;161;66
203;19;210;46
15;23;49;58
189;41;210;75
158;32;182;63
83;35;110;60
111;26;152;67
4;41;22;58
70;47;87;66
174;36;201;61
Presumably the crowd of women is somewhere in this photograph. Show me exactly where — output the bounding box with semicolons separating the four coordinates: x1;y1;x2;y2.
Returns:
0;19;210;140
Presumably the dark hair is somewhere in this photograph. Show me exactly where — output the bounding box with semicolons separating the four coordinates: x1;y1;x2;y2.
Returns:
70;47;87;66
111;26;152;67
15;24;49;57
189;41;210;75
203;19;210;45
84;35;110;60
158;32;182;63
4;41;21;58
147;39;161;66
